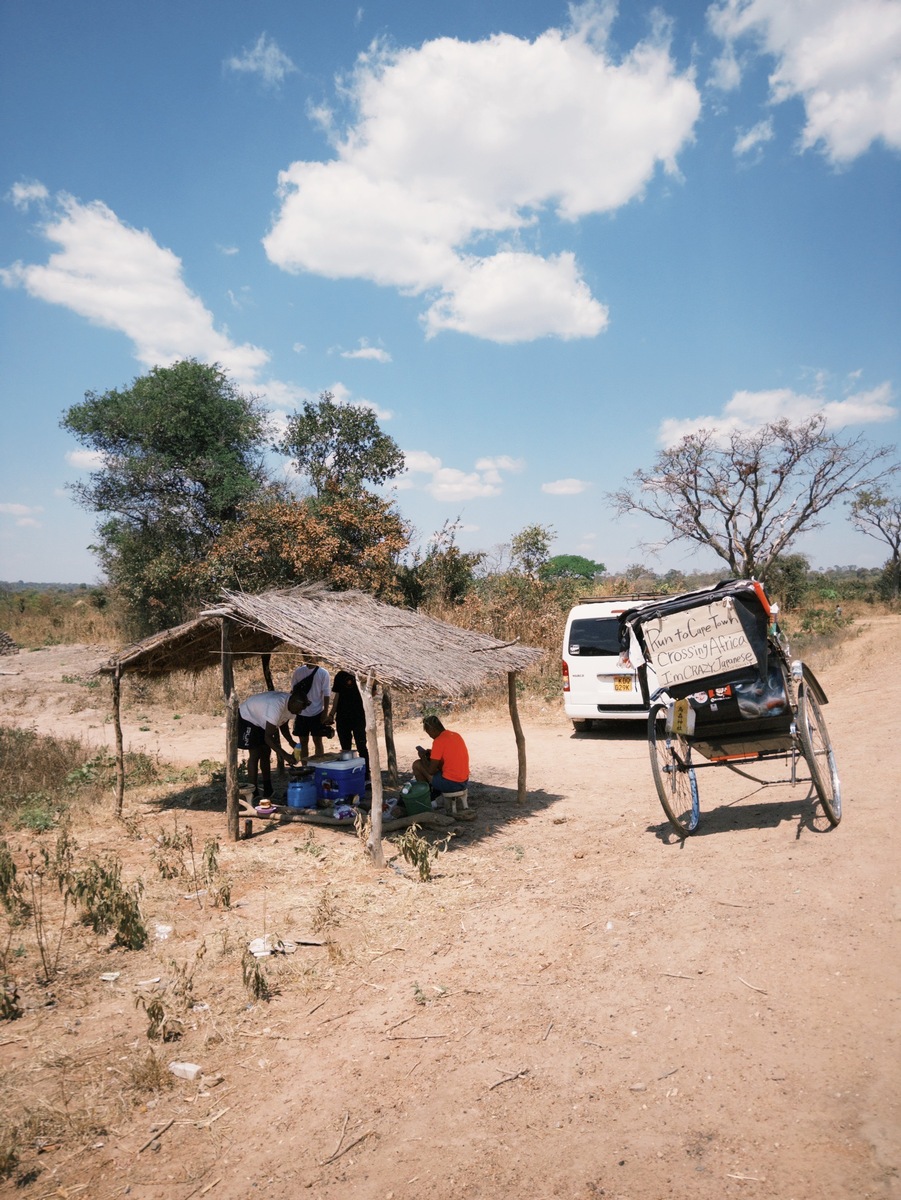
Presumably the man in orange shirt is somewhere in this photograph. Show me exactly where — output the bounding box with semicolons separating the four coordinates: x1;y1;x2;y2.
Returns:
412;715;469;795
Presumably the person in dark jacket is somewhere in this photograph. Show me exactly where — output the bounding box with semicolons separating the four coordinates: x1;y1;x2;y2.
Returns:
327;670;369;778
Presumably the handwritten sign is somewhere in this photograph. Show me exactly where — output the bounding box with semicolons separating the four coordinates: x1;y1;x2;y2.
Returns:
642;598;757;688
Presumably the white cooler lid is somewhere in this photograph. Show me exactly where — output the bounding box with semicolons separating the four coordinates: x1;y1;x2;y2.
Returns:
314;758;365;773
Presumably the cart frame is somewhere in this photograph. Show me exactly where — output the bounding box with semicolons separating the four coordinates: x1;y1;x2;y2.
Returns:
620;580;841;835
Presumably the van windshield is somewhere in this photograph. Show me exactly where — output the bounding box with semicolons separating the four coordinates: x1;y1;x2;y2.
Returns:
567;617;622;656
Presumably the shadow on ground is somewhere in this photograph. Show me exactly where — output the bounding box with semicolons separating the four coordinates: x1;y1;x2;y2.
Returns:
647;786;839;844
570;722;648;742
136;773;566;855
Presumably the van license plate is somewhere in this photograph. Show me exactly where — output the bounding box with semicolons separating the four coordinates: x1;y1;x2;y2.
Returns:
614;675;633;692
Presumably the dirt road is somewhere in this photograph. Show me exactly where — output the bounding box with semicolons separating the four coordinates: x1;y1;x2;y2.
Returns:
0;619;899;1199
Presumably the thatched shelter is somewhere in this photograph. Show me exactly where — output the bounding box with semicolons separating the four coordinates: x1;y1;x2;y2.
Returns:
100;584;545;863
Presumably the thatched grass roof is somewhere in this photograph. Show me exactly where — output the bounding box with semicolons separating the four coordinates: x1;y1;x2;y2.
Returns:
99;614;278;677
100;584;544;696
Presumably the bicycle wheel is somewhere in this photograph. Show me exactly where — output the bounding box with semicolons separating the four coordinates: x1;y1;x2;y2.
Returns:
797;682;841;826
648;702;700;834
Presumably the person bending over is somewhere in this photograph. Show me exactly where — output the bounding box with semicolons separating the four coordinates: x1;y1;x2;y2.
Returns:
238;688;308;799
412;715;469;796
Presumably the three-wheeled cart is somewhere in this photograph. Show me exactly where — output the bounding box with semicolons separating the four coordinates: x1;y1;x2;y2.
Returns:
620;580;841;835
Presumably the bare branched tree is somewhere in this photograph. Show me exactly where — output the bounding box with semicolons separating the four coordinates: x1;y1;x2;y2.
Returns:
609;416;896;580
849;486;901;597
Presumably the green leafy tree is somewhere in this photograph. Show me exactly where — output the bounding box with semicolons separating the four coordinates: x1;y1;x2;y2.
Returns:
850;486;901;599
399;519;485;608
539;554;605;581
510;523;555;578
762;553;810;610
878;559;901;601
61;360;270;633
610;416;896;580
278;391;404;497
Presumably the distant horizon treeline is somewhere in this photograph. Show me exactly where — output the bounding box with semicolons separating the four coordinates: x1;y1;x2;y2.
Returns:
0;562;889;593
1;560;896;708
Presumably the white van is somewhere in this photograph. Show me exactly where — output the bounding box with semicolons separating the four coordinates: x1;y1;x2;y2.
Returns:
562;595;659;730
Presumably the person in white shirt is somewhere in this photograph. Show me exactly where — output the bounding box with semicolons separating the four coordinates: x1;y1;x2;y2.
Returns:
238;689;308;799
290;661;332;764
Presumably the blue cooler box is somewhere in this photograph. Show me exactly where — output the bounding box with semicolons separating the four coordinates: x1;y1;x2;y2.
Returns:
314;758;366;802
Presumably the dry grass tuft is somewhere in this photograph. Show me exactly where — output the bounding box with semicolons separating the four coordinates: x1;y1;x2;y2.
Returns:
312;885;340;933
126;1048;175;1095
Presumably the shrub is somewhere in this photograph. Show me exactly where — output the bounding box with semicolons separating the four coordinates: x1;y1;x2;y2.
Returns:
68;857;147;949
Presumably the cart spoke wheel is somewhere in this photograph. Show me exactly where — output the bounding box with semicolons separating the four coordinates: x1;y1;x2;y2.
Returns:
798;683;842;826
649;702;699;835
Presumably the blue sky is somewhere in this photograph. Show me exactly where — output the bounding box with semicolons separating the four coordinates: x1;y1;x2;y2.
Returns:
1;0;900;583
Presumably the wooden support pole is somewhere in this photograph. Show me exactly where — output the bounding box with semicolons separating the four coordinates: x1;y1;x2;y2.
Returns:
508;671;527;804
359;675;385;868
112;665;125;817
381;688;399;787
261;653;275;692
222;618;240;842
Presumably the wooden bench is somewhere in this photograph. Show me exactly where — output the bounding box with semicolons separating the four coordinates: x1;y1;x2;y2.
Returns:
440;788;469;817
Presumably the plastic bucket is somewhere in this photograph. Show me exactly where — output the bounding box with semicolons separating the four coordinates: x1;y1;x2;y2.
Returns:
400;781;434;815
286;779;317;810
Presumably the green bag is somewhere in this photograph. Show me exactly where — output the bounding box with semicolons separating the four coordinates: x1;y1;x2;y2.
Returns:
400;780;433;815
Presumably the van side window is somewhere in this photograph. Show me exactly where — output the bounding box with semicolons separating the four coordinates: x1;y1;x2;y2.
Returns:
568;618;621;656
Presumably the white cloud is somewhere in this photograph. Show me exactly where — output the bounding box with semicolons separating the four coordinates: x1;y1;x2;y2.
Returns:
257;378;315;411
401;450;442;475
1;190;270;386
9;180;48;210
709;46;742;91
0;502;38;516
217;244;239;256
709;0;901;162
0;502;43;528
475;455;525;471
542;478;592;495
475;456;526;485
423;251;609;343
658;378;897;445
428;468;502;501
399;451;521;500
264;3;700;342
733;117;774;157
2;189;378;421
225;33;297;88
340;338;392;363
321;380;393;421
352;397;393;421
65;449;104;470
226;286;253;309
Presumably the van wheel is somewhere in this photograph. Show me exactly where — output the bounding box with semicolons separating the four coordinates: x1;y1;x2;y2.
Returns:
572;720;590;733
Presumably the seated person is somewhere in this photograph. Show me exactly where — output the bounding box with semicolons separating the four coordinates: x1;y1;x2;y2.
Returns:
238;688;308;800
412;715;469;796
290;661;332;763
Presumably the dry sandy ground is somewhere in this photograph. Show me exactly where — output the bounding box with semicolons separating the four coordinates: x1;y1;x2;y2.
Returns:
0;618;899;1200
